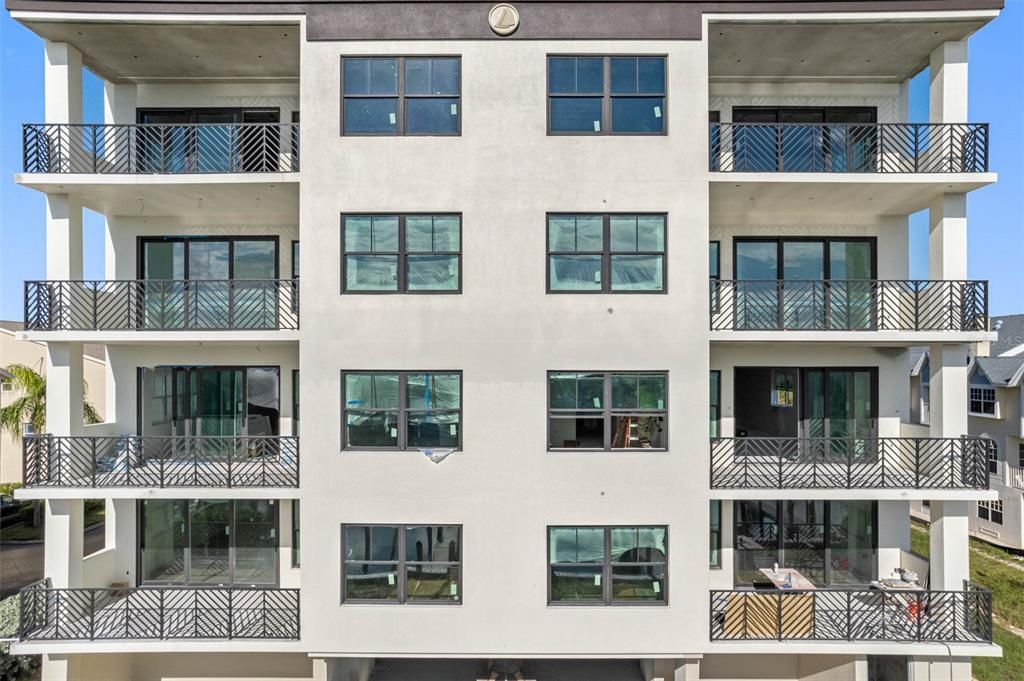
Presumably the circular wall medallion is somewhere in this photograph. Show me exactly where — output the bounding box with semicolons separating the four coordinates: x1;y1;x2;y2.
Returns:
488;3;520;36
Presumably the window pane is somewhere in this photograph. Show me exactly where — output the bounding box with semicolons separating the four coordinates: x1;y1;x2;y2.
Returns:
637;58;665;93
142;500;185;583
548;216;578;251
344;217;372;252
371;217;399;252
610;57;637;94
550;414;604;449
610;527;637;560
550;527;604;563
407;411;460;447
407;255;459;291
551;565;603;602
638;374;666;409
610;216;638;252
345;563;399;600
637;527;668;560
433;216;460;251
637;216;665;251
610;255;663;291
406;526;461;562
611;97;665;133
578;373;604;408
189;500;230;584
345;526;397;561
549;255;601;291
343;58;370;95
346;411;399;447
612;374;639;409
576;57;604;93
346;373;400;409
233;241;276;280
369;58;399;94
549;373;578;409
611;565;666;601
404;58;431;94
548;58;576;94
405;217;434;252
550;98;603;133
345;255;398;291
406;373;461;409
345;98;398;134
375;526;401;560
407;98;459;134
404;58;458;95
233;500;277;584
406;564;460;601
611;415;665;449
709;243;720;278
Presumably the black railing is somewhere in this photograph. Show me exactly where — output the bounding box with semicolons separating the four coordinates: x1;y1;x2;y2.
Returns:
710;122;988;173
23;435;299;488
711;436;992;490
19;579;300;641
23;123;299;174
710;279;987;332
711;581;992;643
25;279;299;331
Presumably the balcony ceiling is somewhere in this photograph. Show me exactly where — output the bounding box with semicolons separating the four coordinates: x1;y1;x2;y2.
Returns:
17;21;299;82
709;18;990;82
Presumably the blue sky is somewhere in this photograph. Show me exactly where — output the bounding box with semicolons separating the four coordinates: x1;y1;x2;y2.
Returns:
1;8;1022;319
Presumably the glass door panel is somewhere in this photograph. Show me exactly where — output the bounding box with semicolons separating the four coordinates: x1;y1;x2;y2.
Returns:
141;500;186;583
188;241;230;328
138;111;190;172
196;369;245;439
241;109;281;172
193;111;239;173
826;369;876;460
189;500;231;584
779;109;825;171
246;368;280;437
233;240;277;329
829;241;875;330
828;501;876;585
825;108;877;172
233;500;277;584
141;241;185;329
783;500;825;585
732;109;780;172
735;241;779;330
781;241;825;329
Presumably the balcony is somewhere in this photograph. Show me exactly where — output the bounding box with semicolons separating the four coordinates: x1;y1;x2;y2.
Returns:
710;123;988;174
710;581;992;643
710;280;987;333
710;437;992;491
22;123;299;175
23;435;299;488
18;579;299;641
24;279;298;332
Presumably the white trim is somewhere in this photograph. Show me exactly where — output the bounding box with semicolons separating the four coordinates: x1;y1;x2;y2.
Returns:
10;11;302;25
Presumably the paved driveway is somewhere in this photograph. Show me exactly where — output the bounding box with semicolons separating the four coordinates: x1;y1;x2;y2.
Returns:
1;524;105;597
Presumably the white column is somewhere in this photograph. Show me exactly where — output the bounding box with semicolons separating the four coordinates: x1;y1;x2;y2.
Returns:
929;193;968;282
929;40;969;123
46;343;84;438
928;343;969;440
44;499;84;588
44;41;82;124
102;80;136;125
46;194;83;282
877;500;910;580
106;498;136;585
41;654;74;681
929;500;970;590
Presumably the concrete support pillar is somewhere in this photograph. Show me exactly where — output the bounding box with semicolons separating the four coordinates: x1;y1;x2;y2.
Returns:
44;41;82;124
910;656;972;681
106;498;136;585
929;343;969;439
41;654;75;681
46;342;84;437
102;80;136;125
44;499;84;588
929;40;969;123
46;194;83;282
929;193;968;282
929;500;970;590
641;659;699;681
877;500;911;580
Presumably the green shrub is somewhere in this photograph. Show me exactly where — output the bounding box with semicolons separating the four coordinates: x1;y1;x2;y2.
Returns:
16;505;33;526
0;482;21;497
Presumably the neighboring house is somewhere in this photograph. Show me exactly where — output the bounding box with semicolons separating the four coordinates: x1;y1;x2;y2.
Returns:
0;321;106;483
3;1;1007;681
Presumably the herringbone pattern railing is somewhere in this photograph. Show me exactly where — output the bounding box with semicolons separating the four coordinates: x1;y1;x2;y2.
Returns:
710;279;987;332
710;437;991;490
23;435;299;488
710;581;992;642
710;122;988;173
25;279;298;331
23;123;299;174
19;579;300;641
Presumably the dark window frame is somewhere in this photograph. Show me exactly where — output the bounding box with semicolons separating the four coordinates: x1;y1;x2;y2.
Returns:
546;371;668;452
969;386;997;416
978;500;1004;525
710;369;721;439
341;213;463;294
547;525;668;606
291;500;301;568
340;56;462;137
731;236;878;282
136;107;282;125
341;370;463;451
137;235;281;281
988;440;999;475
546;55;668;136
710;500;722;569
341;523;463;605
546;213;667;294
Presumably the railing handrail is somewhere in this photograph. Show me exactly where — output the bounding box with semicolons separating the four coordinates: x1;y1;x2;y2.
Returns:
712;278;987;284
711;121;986;128
24;121;299;129
27;433;298;441
25;277;296;284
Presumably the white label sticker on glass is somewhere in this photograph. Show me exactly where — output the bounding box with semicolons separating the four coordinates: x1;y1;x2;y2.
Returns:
448;263;457;275
654;106;662;118
653;581;661;593
593;397;601;408
593;270;601;283
390;263;398;277
657;399;664;409
450;103;458;116
593;120;601;132
387;573;396;586
390;427;397;438
449;424;457;435
593;574;601;586
389;112;397;125
450;583;458;595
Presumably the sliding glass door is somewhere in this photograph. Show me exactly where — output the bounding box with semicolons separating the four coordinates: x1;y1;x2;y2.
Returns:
803;368;876;460
732;107;877;172
137;108;280;173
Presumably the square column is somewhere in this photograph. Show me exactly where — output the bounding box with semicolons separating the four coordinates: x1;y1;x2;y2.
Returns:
929;40;968;123
44;41;82;124
44;499;84;588
46;342;84;437
877;500;911;580
929;193;967;282
46;194;83;281
929;499;970;590
928;343;969;439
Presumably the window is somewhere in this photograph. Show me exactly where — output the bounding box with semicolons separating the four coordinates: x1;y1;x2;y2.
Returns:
0;378;12;393
709;241;721;314
22;422;34;436
343;215;461;293
1018;443;1024;469
342;57;460;135
978;500;1004;525
970;386;997;416
343;371;462;450
292;369;300;437
547;372;667;450
291;501;301;567
291;240;299;279
548;526;667;605
710;501;722;568
547;56;666;134
988;441;999;475
710;370;721;438
342;525;461;603
547;214;666;292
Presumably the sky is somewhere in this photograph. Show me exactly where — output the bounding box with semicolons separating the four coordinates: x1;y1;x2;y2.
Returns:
0;7;1022;320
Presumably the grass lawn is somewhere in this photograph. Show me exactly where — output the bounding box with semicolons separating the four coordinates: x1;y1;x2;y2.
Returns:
911;519;1024;680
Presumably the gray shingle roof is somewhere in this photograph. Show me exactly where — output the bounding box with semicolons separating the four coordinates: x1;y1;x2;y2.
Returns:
991;314;1024;357
975;356;1024;387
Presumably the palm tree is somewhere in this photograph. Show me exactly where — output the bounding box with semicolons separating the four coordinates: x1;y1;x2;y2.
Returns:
0;363;101;437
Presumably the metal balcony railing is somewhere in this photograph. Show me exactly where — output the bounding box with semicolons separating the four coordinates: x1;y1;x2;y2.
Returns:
24;279;299;331
710;279;987;332
23;435;299;488
19;579;300;641
23;122;299;174
710;581;992;643
710;436;992;490
710;122;988;173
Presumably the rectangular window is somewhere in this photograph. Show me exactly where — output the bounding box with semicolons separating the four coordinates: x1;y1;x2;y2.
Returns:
547;214;666;292
1018;443;1024;469
710;370;721;438
292;500;300;567
710;501;722;568
343;371;462;450
342;57;460;136
548;372;667;451
342;524;462;603
548;526;667;605
978;500;1004;525
969;386;997;416
548;56;666;135
343;214;461;293
988;442;999;475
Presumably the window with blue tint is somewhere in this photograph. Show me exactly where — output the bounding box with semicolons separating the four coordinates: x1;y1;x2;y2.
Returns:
548;56;665;135
548;214;666;293
342;57;460;135
549;526;668;604
343;214;461;293
343;371;462;450
343;525;462;604
548;371;667;451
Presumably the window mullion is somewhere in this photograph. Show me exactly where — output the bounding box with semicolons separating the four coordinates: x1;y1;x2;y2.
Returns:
604;527;612;604
603;57;611;134
398;57;406;135
603;215;611;293
398;216;406;292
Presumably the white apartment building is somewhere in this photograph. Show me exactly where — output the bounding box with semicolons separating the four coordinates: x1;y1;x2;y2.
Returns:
4;1;1006;680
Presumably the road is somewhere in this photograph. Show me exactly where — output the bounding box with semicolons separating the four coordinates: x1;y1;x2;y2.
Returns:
0;524;105;597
